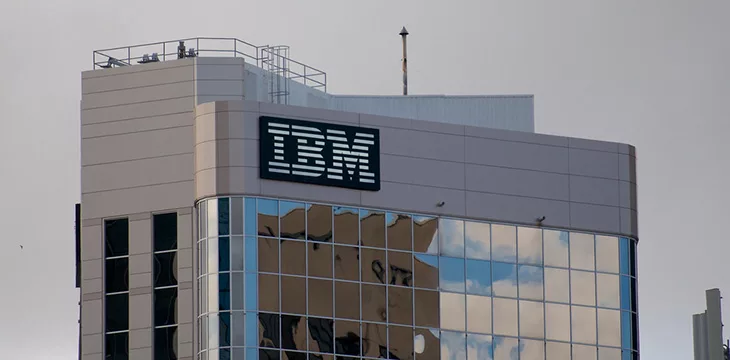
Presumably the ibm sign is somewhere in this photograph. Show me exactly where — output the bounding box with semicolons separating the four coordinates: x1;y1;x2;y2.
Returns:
259;116;381;191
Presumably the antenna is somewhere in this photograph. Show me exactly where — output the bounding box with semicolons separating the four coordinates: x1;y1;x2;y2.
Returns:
400;26;409;96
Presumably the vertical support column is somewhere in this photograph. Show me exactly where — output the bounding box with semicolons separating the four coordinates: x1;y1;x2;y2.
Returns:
707;289;724;360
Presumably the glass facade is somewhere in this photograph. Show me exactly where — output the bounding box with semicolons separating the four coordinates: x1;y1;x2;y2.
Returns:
197;197;639;360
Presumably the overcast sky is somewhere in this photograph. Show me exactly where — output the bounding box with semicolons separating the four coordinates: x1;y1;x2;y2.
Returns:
1;0;728;359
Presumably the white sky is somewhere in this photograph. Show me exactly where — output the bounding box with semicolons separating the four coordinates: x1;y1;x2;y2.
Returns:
1;0;728;359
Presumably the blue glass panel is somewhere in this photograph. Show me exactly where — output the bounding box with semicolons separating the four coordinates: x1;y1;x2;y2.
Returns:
619;237;630;275
219;237;230;272
219;273;230;311
492;336;519;360
620;276;631;310
246;348;258;359
219;312;231;347
440;331;466;359
245;313;258;347
467;333;493;360
621;311;632;349
245;273;257;311
439;219;465;257
245;237;257;272
257;199;279;237
219;347;230;360
218;198;230;236
623;350;632;360
244;198;256;236
439;256;465;292
492;262;518;298
518;264;544;300
466;259;491;296
630;240;637;277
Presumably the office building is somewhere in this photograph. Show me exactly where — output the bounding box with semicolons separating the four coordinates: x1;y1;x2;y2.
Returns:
76;37;639;360
693;288;727;360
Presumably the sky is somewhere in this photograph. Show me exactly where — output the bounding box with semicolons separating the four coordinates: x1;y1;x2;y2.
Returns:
0;0;728;359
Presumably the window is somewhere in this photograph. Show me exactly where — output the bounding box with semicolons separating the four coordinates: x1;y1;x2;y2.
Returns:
153;213;178;360
105;218;129;360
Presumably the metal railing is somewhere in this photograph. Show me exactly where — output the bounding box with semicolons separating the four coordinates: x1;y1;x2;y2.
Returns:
92;37;327;93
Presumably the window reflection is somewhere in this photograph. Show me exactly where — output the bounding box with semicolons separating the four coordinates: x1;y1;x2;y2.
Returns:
466;295;491;334
439;257;465;293
415;289;439;328
388;286;413;325
492;225;517;263
232;311;245;347
545;341;570;360
360;209;385;248
361;322;387;358
334;207;359;245
280;201;305;240
573;345;597;360
245;313;258;347
218;198;230;236
257;199;278;237
231;273;243;311
281;276;306;315
230;197;243;235
465;221;490;261
543;230;569;268
597;273;620;309
387;213;413;251
335;281;360;320
207;198;218;238
413;216;439;254
519;300;544;339
439;219;464;257
219;273;230;311
519;338;545;360
570;232;595;271
518;227;542;265
492;336;519;360
281;314;307;351
308;278;333;318
440;331;466;360
307;204;332;242
361;284;387;323
281;240;306;276
599;347;622;360
572;305;597;344
415;328;440;360
258;237;279;273
308;242;333;279
544;268;568;303
389;325;414;359
492;262;517;298
361;248;387;284
596;235;619;273
414;254;439;290
440;292;466;331
518;265;543;301
388;250;413;287
467;333;493;360
545;303;570;341
334;245;359;281
335;320;360;356
598;309;621;347
154;327;178;360
231;236;244;271
493;298;518;337
259;273;279;313
308;317;334;353
571;270;596;306
466;259;491;296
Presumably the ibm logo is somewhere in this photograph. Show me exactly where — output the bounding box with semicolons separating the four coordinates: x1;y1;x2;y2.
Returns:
259;116;381;191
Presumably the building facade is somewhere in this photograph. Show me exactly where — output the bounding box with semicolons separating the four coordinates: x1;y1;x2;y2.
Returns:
78;39;639;360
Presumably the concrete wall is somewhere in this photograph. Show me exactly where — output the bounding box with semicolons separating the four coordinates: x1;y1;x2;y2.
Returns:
195;100;638;239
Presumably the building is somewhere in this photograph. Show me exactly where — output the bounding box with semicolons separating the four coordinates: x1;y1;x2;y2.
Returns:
692;288;727;360
76;37;639;360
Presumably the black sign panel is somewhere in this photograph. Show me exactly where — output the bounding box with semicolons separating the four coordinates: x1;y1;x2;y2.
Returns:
259;116;381;191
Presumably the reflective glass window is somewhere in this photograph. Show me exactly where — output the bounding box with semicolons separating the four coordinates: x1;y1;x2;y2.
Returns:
620;276;631;310
259;273;279;313
545;303;570;341
441;331;466;359
598;309;621;347
308;278;334;318
218;198;230;236
519;300;544;339
219;273;230;311
153;213;177;252
573;345;598;360
465;221;490;260
198;201;207;240
199;314;207;351
259;312;281;348
439;257;465;293
230;197;243;235
542;268;568;304
545;341;570;360
333;207;359;245
257;199;278;237
207;199;218;238
281;240;306;276
414;328;440;359
154;327;177;360
308;317;334;353
388;286;413;325
244;197;256;236
258;237;278;273
570;232;595;271
281;276;306;315
619;237;630;275
244;237;257;272
308;204;333;242
492;262;517;298
519;338;545;360
335;281;360;320
219;312;231;347
245;273;257;311
279;201;305;240
309;242;333;279
334;320;360;356
631;278;638;312
599;347;622;360
387;213;413;251
245;312;258;347
518;265;544;301
361;322;387;358
105;293;129;332
361;248;386;284
439;219;464;257
630;239;637;277
493;298;518;336
231;236;244;271
334;245;359;281
219;237;230;272
597;273;620;309
467;333;493;360
208;237;218;274
231;273;243;311
207;271;218;313
413;215;439;254
105;258;129;293
543;230;569;268
414;254;439;290
492;225;517;263
492;337;519;360
518;227;542;265
154;288;177;326
388;250;413;287
389;325;414;359
466;259;491;296
466;294;492;334
572;305;597;344
440;292;466;331
415;289;439;328
105;332;129;360
105;218;129;257
360;209;385;248
571;270;596;306
361;284;387;323
596;235;619;273
621;311;632;349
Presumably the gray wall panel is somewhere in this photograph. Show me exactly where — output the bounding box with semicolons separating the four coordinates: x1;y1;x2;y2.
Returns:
380;154;466;189
81;97;194;125
82;126;193;166
569;175;620;207
129;254;152;274
260;101;360;125
569;137;619;153
260;177;361;206
465;136;570;173
82;64;194;94
129;329;152;349
81;224;102;261
619;181;638;210
81;181;194;220
82;153;193;193
379;126;465;162
81;299;102;335
81;334;102;355
82;112;192;139
618;154;637;183
466;191;571;228
81;279;102;294
569;148;619;180
128;347;152;360
82;81;195;110
82;259;102;280
361;182;466;217
129;294;152;329
465;164;569;201
129;218;151;255
570;203;620;234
